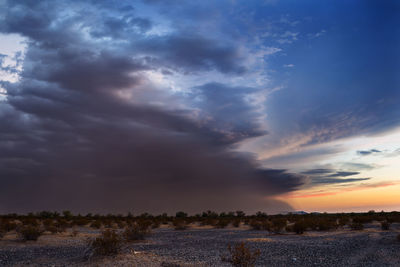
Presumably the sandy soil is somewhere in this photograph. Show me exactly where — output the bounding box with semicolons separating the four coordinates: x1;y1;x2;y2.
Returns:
0;223;399;266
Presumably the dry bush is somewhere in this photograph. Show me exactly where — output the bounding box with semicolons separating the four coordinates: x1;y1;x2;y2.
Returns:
0;220;17;232
90;220;102;229
350;222;364;231
271;218;286;234
232;219;241;228
317;219;337;231
397;233;400;242
215;219;230;229
0;230;5;239
88;229;123;256
173;219;188;230
222;242;260;267
286;221;306;234
338;216;350;227
18;226;43;241
123;223;149;241
381;221;390;230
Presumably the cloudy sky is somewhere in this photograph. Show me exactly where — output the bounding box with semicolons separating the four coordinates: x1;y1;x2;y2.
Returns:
0;0;399;214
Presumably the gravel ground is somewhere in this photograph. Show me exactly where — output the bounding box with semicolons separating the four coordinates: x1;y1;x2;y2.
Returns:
0;225;399;266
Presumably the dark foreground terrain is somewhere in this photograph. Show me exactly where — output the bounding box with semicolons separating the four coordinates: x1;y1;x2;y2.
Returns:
1;223;399;266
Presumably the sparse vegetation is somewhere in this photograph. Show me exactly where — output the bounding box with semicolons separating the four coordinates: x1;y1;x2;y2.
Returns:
350;222;364;231
88;229;123;256
222;242;260;267
123;223;150;241
381;221;390;230
18;226;43;241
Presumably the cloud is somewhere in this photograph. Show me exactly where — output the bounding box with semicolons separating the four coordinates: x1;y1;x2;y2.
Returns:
135;35;247;74
288;181;398;199
311;177;370;185
357;149;381;156
0;0;304;214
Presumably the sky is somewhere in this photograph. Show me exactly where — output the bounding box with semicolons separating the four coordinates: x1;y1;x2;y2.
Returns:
0;0;399;214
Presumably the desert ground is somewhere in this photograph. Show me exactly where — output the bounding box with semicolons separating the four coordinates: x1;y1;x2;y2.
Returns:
0;222;399;267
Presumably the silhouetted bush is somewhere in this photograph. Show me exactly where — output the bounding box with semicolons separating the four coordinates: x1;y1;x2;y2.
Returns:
271;218;286;234
216;219;229;228
18;226;43;241
317;219;337;231
338;216;349;227
381;221;390;230
221;242;260;267
232;219;241;228
397;233;400;242
88;229;122;256
291;221;306;234
350;222;364;230
90;220;102;229
123;223;149;241
0;219;17;232
173;219;188;230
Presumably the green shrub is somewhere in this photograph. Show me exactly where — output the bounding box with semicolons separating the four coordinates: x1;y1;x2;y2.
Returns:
221;242;260;267
18;226;43;241
89;229;122;256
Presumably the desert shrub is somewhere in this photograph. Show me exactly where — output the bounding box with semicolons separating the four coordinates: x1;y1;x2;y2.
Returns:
0;219;17;232
221;242;260;267
116;220;126;229
317;219;337;231
249;220;263;230
136;219;153;231
292;221;306;234
215;219;230;229
71;229;79;237
271;218;286;234
232;219;241;228
353;216;373;224
173;219;188;230
151;221;161;229
45;225;61;234
381;221;390;230
350;222;364;231
43;218;54;227
0;230;5;239
397;233;400;242
88;229;123;256
123;223;149;241
18;226;43;241
73;218;90;226
338;217;349;227
90;220;102;229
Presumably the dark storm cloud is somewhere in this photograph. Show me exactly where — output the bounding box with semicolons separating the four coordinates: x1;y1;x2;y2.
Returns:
300;168;370;186
357;149;381;156
135;35;247;74
301;169;333;175
311;177;370;185
326;171;360;178
0;0;303;214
